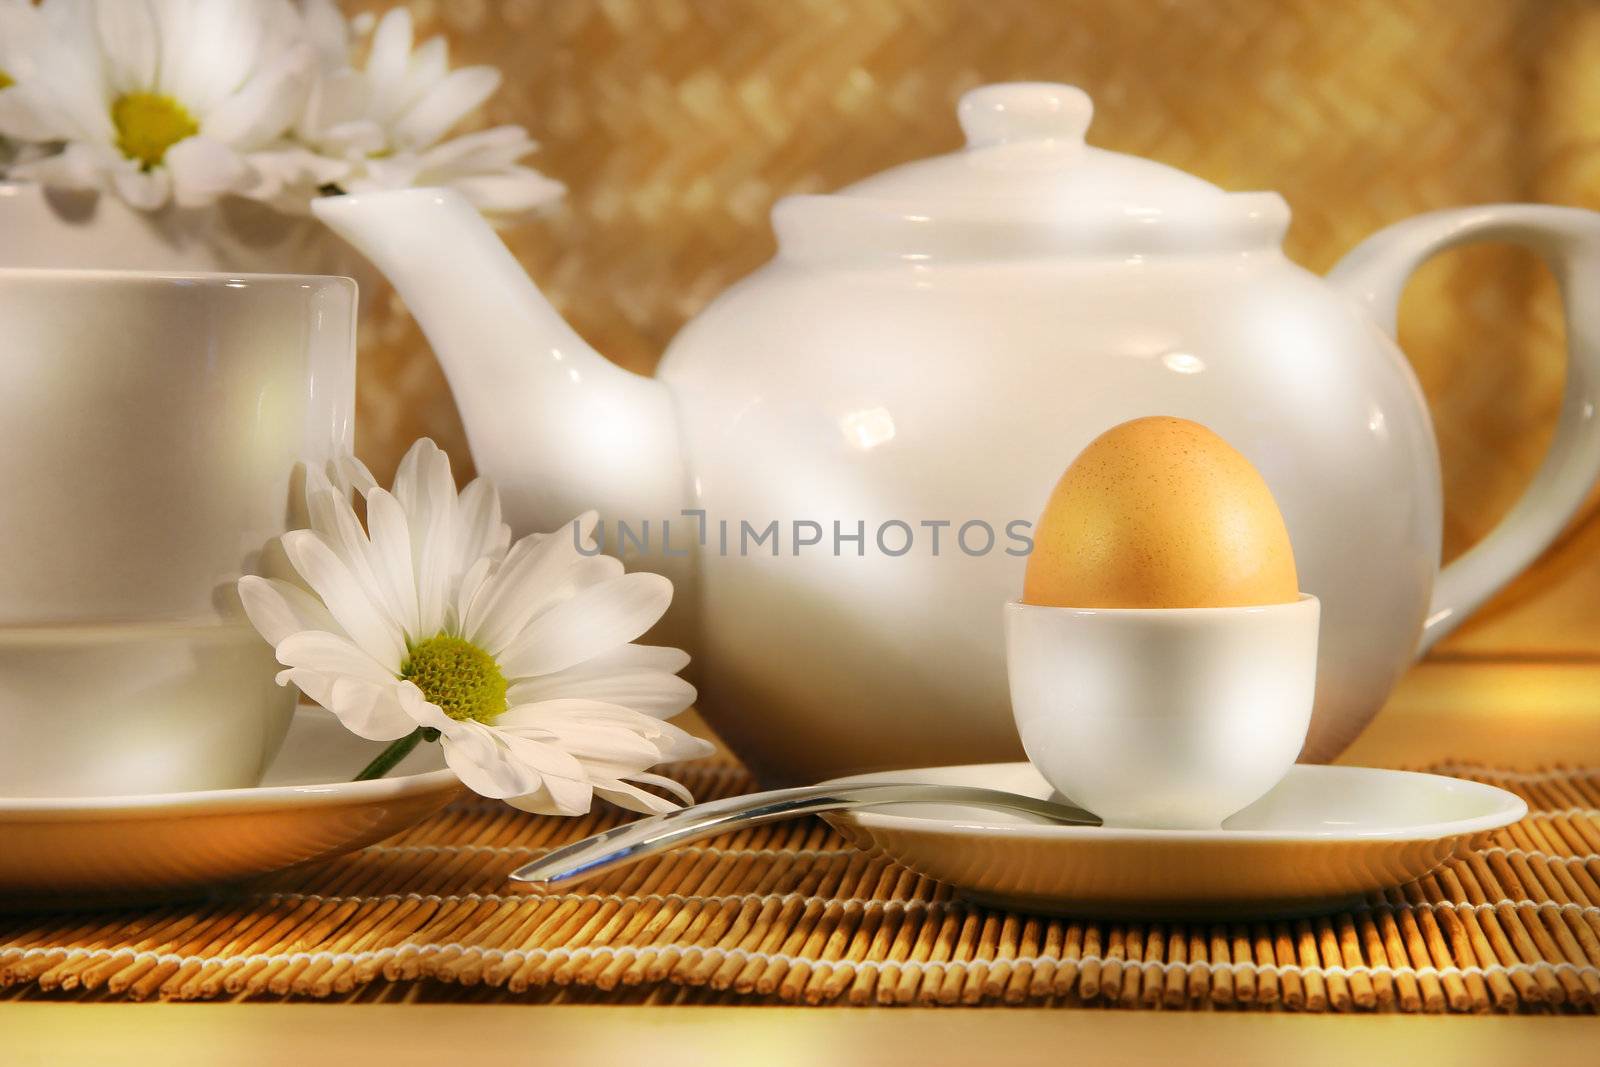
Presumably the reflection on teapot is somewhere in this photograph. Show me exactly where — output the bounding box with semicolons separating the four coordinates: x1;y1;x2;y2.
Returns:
315;83;1600;786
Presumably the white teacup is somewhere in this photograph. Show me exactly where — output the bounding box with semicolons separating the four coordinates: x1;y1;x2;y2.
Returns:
0;622;295;796
0;269;355;797
0;269;355;623
1004;596;1319;829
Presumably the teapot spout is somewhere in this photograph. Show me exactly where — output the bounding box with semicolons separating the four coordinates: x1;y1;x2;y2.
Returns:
313;188;685;538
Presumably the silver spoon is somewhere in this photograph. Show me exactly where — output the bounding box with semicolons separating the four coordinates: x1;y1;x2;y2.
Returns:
508;782;1101;887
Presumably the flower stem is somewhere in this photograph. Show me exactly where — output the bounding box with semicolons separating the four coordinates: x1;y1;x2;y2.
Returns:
353;727;437;781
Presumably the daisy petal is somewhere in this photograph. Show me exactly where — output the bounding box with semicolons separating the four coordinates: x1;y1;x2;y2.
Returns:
110;164;170;211
496;731;586;782
364;489;422;637
202;41;313;149
325;675;416;741
347;152;425;192
280;665;333;706
363;8;415;121
274;630;397;687
297;0;349;64
496;698;706;765
390;440;459;635
281;529;407;669
395;685;544;799
390;438;454;513
623;771;697;806
542;773;597;816
504;713;666;767
398;36;449;109
164;135;252;208
278;668;411;741
302;87;379;150
2;140;97;185
438;721;543;799
331;454;381;498
161;0;260;112
412;489;456;637
507;657;695;719
457;529;566;645
505;775;593;817
237;574;340;646
455;477;508;570
447;167;566;218
593;778;689;815
455;555;495;633
497;573;673;679
658;730;717;763
0;83;69;142
392;65;499;150
571;643;692;676
303;474;408;632
415;125;537;171
468;549;622;658
94;0;157;94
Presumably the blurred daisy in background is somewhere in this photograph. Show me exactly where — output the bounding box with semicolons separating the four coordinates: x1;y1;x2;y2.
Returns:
294;1;564;221
0;0;47;115
0;0;50;167
0;0;317;209
0;0;562;220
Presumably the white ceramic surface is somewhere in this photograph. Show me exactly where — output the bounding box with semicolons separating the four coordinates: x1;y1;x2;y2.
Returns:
0;266;355;797
0;181;357;276
0;707;458;905
0;622;297;798
825;762;1527;919
313;82;1600;785
1006;597;1318;829
0;267;355;623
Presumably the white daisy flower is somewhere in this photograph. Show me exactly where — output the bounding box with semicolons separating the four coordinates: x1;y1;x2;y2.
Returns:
292;1;563;220
0;0;317;210
238;440;711;817
0;0;48;167
0;0;45;104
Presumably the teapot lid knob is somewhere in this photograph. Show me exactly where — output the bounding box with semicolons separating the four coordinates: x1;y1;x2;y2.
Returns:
958;83;1093;148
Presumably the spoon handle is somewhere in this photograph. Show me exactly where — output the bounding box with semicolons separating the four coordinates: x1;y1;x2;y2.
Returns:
508;782;1099;887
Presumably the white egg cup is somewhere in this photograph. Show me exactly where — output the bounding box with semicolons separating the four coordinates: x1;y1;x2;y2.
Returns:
1004;595;1320;830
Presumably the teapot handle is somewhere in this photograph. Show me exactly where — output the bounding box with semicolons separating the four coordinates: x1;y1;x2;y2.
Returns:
1328;205;1600;654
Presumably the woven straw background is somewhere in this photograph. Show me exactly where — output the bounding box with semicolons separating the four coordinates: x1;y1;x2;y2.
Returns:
4;759;1599;1011
337;0;1600;659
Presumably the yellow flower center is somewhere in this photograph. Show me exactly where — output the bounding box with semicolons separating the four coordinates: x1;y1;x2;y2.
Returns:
401;634;508;724
112;92;198;169
0;70;13;91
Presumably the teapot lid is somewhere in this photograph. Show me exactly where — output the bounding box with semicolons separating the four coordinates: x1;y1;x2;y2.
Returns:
772;83;1287;263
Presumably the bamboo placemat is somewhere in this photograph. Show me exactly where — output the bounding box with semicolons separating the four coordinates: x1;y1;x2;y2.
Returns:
3;760;1599;1011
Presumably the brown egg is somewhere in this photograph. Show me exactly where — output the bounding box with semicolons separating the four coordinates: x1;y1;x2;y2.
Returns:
1023;416;1299;609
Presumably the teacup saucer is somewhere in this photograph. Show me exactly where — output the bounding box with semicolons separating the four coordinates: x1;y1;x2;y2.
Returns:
824;763;1526;919
0;707;458;907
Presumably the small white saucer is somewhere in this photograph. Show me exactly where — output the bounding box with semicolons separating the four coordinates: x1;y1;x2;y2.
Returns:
0;707;458;907
825;763;1527;919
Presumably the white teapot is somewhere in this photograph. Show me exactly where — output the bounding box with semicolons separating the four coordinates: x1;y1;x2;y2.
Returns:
315;83;1600;785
